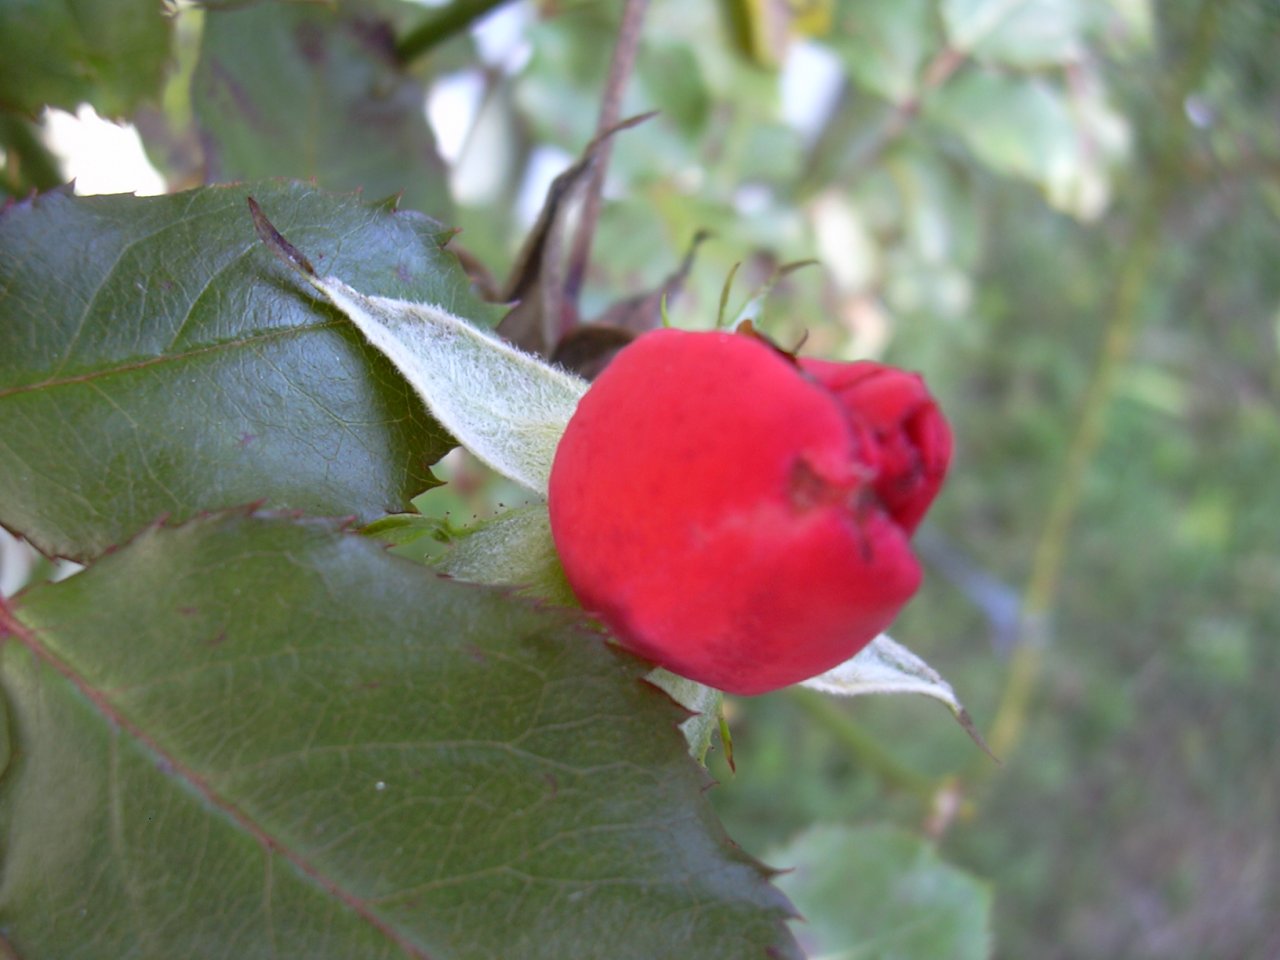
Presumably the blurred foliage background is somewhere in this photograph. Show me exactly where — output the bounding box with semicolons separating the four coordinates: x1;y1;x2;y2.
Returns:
3;0;1278;956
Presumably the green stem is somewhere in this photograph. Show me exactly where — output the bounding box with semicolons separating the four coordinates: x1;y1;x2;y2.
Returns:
396;0;517;65
789;687;935;799
982;0;1223;766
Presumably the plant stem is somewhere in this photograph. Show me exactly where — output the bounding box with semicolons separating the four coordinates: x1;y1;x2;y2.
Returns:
562;0;650;327
789;688;935;799
982;0;1223;765
396;0;517;65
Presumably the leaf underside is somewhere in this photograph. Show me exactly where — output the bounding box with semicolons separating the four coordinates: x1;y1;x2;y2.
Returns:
0;511;801;960
0;0;170;117
309;275;587;495
801;634;996;759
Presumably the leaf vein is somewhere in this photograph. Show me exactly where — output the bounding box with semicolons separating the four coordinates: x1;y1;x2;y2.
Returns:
0;319;346;400
0;603;439;960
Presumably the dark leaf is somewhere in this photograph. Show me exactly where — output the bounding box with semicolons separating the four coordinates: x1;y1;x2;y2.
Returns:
0;114;63;196
0;0;171;117
0;181;498;560
193;1;452;219
0;510;801;960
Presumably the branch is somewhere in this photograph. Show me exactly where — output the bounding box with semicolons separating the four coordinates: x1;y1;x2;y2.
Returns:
562;0;651;327
981;0;1224;767
396;0;518;65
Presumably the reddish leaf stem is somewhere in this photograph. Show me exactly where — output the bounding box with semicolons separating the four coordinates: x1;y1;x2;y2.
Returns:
563;0;651;330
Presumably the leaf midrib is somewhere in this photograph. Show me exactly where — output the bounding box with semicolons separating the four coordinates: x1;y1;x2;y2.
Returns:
0;599;438;960
0;318;346;400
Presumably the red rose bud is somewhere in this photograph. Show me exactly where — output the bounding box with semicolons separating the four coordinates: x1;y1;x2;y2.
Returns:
547;328;952;696
797;358;951;534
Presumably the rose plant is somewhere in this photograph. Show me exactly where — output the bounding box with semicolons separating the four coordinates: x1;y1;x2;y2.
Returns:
548;328;951;695
247;230;978;728
0;0;1187;950
0;3;997;952
0;183;984;960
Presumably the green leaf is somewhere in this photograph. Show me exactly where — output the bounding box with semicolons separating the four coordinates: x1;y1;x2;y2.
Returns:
428;505;725;765
826;0;938;103
0;510;802;960
435;504;576;604
927;71;1071;186
645;669;725;767
926;69;1127;219
799;635;994;759
0;114;63;196
416;501;727;767
636;42;711;138
0;182;495;561
772;823;992;960
362;510;455;548
0;0;171;117
192;0;452;219
941;0;1083;68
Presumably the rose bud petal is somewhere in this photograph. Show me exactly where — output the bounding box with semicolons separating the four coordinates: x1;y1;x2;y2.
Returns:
547;328;951;696
798;359;952;534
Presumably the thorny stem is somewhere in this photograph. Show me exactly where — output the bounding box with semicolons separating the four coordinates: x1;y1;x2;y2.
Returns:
562;0;650;329
980;0;1223;768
